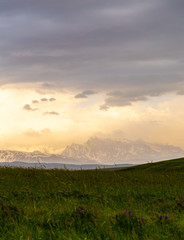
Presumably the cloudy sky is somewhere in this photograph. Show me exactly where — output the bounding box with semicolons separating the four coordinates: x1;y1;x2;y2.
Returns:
0;0;184;152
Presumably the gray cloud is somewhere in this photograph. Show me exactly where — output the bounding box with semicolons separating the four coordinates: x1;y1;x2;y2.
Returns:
177;90;184;95
1;0;184;106
40;98;48;102
32;100;39;104
23;104;38;111
100;91;148;110
100;79;182;109
99;104;110;111
49;97;56;102
75;90;96;99
75;93;87;99
43;111;59;116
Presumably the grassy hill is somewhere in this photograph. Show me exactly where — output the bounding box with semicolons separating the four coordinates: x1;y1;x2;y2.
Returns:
0;158;184;239
121;157;184;172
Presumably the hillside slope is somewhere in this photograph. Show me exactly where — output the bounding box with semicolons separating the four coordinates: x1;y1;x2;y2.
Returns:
121;157;184;172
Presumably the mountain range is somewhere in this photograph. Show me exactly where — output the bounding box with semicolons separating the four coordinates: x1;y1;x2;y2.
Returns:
62;137;184;164
0;137;183;165
0;161;133;170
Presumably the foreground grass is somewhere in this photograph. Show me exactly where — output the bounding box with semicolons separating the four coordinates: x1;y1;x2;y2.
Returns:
0;158;184;239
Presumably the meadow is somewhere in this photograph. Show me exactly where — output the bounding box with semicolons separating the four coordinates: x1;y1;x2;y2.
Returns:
0;158;184;239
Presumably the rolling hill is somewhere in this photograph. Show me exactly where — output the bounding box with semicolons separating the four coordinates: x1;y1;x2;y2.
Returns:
121;157;184;172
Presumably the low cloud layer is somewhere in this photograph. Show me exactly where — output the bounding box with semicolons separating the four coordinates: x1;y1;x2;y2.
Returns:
0;0;184;107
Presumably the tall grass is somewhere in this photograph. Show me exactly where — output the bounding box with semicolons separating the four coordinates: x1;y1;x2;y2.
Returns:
0;158;183;239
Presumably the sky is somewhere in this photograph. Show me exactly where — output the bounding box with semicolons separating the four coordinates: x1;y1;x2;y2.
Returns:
0;0;184;152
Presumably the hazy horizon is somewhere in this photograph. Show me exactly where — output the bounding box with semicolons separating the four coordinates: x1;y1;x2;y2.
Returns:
0;0;184;153
0;136;183;154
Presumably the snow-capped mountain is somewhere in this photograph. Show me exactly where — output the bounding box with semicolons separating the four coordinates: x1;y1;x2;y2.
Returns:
62;137;184;164
0;137;183;164
0;150;98;164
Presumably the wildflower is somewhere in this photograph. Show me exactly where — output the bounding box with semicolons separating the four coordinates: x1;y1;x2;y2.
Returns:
165;215;168;220
120;212;126;217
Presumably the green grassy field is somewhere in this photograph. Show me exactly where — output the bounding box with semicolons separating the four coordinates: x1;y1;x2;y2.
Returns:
0;158;184;239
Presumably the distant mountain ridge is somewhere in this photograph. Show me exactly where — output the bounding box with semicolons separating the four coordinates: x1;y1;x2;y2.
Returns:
0;161;133;170
0;137;183;164
0;150;97;164
62;137;184;164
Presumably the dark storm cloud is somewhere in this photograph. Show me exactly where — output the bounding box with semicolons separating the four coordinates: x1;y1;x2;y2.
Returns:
1;0;184;107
